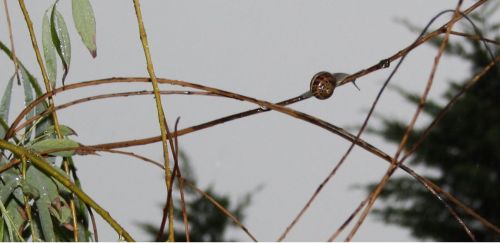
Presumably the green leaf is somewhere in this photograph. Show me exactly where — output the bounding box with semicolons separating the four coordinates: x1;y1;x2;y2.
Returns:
37;200;56;241
74;196;91;240
20;180;40;199
4;200;24;241
50;4;71;85
59;205;72;224
29;138;80;157
42;7;57;88
0;179;20;205
50;167;72;195
27;166;59;241
72;0;97;58
34;107;53;139
0;158;24;204
0;76;14;138
0;200;14;242
41;124;78;137
21;67;36;140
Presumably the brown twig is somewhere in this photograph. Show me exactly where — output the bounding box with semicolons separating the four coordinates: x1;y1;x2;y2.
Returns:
14;90;213;134
174;122;191;242
338;0;487;86
7;73;495;237
87;206;98;242
0;157;20;174
345;1;475;241
3;0;20;84
449;30;500;45
37;145;165;170
278;1;487;241
328;199;367;241
156;117;182;241
394;56;500;234
181;178;258;241
31;138;258;241
3;1;494;239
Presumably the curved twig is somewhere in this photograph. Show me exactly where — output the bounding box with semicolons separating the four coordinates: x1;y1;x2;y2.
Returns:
279;1;491;240
14;90;214;133
345;2;473;241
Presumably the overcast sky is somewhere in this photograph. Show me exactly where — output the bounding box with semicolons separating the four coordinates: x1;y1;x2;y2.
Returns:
1;0;494;241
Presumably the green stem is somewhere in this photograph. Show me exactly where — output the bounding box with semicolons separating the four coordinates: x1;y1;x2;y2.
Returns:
21;156;37;241
17;0;61;136
131;0;175;240
17;1;79;239
0;140;135;241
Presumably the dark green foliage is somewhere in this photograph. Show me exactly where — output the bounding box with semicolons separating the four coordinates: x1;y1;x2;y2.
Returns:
369;8;500;241
138;153;255;242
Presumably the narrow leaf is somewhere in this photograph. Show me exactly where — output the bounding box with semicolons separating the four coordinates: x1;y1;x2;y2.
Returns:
27;167;60;202
0;179;20;205
20;180;40;199
21;67;36;140
0;77;14;138
0;158;23;204
29;138;80;157
0;200;14;242
36;200;56;241
42;8;57;88
74;196;91;240
34;109;53;139
50;5;71;85
72;0;97;57
5;200;24;241
27;167;59;241
42;124;78;137
0;77;14;125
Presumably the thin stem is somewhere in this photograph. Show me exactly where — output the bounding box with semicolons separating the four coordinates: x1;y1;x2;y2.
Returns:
338;0;487;86
14;90;213;133
4;74;496;236
21;155;37;241
173;121;190;242
3;0;20;84
278;1;487;240
345;2;472;241
87;206;99;242
182;178;258;242
156;117;182;241
394;56;500;234
131;1;175;240
449;30;500;45
17;0;62;137
17;1;80;239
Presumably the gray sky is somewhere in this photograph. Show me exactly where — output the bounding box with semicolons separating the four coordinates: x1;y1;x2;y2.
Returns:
1;0;491;241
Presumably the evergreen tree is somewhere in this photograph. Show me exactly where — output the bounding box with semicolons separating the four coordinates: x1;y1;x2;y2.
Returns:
138;153;255;241
369;8;500;241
